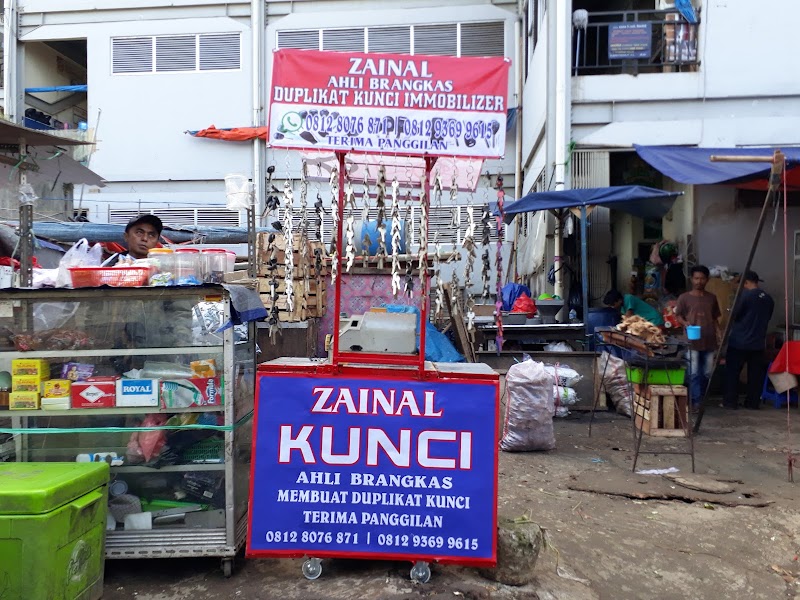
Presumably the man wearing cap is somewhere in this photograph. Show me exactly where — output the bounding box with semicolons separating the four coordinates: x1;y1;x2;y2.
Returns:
723;271;774;410
122;214;163;260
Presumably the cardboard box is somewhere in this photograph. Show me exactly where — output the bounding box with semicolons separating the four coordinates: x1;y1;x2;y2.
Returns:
12;375;42;393
10;391;40;410
42;379;71;398
161;377;223;408
116;378;160;407
11;359;50;378
41;397;71;410
71;377;116;409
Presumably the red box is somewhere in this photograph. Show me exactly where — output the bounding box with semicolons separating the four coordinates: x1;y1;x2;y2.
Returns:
71;377;116;408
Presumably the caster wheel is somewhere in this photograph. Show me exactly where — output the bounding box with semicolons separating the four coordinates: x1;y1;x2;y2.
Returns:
222;558;233;578
410;561;431;584
302;558;323;580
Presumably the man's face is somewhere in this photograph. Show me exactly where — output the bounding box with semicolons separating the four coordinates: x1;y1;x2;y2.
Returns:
123;223;159;259
691;271;708;291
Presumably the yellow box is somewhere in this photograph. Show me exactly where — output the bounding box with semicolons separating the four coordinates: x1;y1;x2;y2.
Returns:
11;359;50;378
190;359;217;379
42;379;71;398
12;375;42;393
10;391;40;410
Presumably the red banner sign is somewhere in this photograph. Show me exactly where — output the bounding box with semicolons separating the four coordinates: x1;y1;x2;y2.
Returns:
268;49;511;158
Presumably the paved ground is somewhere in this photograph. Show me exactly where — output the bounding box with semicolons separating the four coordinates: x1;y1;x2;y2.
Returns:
103;405;800;600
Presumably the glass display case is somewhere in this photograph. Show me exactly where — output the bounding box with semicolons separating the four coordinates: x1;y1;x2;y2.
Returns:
0;285;254;577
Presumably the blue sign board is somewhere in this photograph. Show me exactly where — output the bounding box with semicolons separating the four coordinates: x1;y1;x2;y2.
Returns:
608;22;652;60
248;373;498;566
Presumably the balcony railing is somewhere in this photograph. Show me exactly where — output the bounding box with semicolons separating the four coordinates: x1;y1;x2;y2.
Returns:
573;9;700;76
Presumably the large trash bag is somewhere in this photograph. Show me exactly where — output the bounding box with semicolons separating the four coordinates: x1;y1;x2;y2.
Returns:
511;293;537;317
501;283;533;311
500;360;556;451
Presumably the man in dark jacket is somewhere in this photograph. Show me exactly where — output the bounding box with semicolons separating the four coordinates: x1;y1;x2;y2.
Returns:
723;271;774;410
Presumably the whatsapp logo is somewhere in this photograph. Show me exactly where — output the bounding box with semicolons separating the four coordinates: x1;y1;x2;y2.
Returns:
280;111;303;133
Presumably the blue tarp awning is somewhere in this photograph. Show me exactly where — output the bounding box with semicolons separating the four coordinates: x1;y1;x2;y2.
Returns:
497;185;681;223
634;144;800;186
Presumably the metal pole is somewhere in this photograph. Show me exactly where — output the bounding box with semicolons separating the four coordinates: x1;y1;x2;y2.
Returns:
17;136;33;287
694;150;785;432
580;204;589;335
418;157;433;375
331;151;346;364
251;0;265;223
247;206;257;278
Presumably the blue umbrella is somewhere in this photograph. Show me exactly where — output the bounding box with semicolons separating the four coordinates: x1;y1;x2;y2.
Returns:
675;0;698;24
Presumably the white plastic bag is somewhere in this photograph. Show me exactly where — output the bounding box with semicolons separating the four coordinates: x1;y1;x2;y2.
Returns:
553;385;578;406
56;238;103;287
597;352;633;417
500;360;556;452
543;364;583;387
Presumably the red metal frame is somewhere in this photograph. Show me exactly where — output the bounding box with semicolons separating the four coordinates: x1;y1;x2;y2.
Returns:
331;151;434;378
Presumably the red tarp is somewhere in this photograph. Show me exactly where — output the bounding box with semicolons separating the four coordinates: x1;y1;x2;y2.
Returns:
191;125;268;141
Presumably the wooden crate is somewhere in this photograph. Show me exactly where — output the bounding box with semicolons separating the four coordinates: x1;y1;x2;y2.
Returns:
633;384;689;437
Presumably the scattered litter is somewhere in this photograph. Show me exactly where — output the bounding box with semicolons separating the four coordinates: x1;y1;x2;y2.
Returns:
556;565;590;585
636;467;680;475
590;458;606;463
703;503;715;510
453;592;465;597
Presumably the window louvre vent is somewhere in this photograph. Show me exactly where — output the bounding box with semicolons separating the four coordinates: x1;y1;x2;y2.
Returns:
199;33;241;71
155;36;196;72
414;24;458;56
367;26;411;54
461;22;505;57
112;37;153;74
277;29;320;50
109;208;241;227
112;33;240;75
322;28;366;52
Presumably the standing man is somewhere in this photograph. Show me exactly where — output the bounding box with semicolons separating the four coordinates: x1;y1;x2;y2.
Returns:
675;265;721;409
723;271;774;410
122;214;163;259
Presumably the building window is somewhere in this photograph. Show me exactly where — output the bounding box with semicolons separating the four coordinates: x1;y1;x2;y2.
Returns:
277;23;505;57
111;33;241;74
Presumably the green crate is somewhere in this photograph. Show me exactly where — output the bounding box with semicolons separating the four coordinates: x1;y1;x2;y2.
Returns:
626;366;686;385
0;462;108;600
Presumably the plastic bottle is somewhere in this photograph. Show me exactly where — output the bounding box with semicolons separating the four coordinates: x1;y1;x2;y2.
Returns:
569;308;577;322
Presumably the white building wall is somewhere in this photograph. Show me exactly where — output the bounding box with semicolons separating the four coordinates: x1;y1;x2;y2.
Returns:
19;5;255;224
570;0;800;148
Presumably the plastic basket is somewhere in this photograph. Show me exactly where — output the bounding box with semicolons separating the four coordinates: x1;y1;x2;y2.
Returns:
181;437;224;463
69;266;150;288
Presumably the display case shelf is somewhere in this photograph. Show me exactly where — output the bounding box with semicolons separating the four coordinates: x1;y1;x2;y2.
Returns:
110;463;224;473
0;405;224;417
3;345;223;359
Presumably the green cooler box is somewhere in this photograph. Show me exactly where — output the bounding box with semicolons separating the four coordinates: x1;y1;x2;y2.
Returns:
0;462;109;600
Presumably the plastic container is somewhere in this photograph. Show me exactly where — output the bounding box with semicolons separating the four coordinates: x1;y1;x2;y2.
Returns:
69;266;150;288
686;325;701;340
0;462;109;600
626;366;686;385
225;250;236;273
147;248;175;286
202;249;228;284
174;248;202;286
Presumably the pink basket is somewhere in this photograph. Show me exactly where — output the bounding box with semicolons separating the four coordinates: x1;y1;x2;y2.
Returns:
69;266;150;288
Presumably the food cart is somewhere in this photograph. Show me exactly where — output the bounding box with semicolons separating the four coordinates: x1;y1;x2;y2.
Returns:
247;48;509;581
